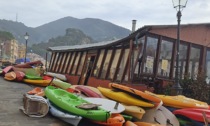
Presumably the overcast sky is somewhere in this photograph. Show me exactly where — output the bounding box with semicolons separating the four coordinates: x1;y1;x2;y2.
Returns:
0;0;209;30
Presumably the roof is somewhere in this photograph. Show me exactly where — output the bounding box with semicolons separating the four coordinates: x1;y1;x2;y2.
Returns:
47;26;149;52
47;39;121;52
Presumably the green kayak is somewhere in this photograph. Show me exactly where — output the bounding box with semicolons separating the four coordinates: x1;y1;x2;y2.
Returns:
45;86;110;121
25;74;42;80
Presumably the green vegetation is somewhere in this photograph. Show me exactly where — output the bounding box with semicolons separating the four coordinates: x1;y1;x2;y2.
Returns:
158;72;210;104
0;31;14;41
30;28;95;58
181;72;210;104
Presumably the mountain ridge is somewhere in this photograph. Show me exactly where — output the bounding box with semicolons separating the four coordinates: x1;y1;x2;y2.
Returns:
0;17;131;45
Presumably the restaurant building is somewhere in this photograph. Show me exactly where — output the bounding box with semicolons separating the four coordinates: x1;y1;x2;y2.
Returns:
47;23;210;92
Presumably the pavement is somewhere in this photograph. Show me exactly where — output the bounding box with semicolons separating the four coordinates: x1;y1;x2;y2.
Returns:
0;77;97;126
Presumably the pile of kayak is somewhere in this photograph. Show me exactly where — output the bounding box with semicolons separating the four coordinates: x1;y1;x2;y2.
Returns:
1;62;210;126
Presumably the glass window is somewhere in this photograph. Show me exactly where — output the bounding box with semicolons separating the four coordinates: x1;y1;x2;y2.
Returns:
52;53;59;72
108;49;122;79
117;48;130;81
77;52;86;75
93;49;105;77
55;53;63;72
60;53;67;73
49;52;56;71
188;46;200;79
206;50;210;84
71;52;81;75
67;52;76;74
178;44;188;79
157;40;173;77
143;37;158;74
134;37;145;78
101;50;113;79
63;53;71;74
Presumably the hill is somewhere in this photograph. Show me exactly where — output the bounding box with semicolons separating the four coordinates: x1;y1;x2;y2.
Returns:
0;17;131;45
35;16;131;42
29;28;95;57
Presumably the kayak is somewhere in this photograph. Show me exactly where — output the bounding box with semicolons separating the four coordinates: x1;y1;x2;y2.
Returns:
23;79;51;87
109;83;161;107
98;87;154;107
45;86;110;121
48;99;82;126
4;71;16;81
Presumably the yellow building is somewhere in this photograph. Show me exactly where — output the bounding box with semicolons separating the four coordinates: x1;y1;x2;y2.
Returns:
18;43;26;59
4;39;19;63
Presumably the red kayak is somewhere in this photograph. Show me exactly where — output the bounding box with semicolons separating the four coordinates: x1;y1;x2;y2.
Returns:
2;66;13;75
14;71;25;81
173;108;210;122
75;85;102;98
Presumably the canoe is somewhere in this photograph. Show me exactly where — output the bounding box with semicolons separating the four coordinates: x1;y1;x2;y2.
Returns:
76;85;102;98
109;83;161;107
14;71;25;81
72;85;105;98
45;86;110;121
124;121;165;126
141;104;179;126
4;71;16;81
25;74;42;80
84;98;125;114
42;75;53;80
123;104;145;120
27;87;45;97
45;72;67;81
23;79;51;87
2;66;13;75
97;87;154;107
173;108;210;123
92;113;125;126
158;106;179;126
48;99;82;126
145;91;209;109
140;107;167;125
52;78;71;89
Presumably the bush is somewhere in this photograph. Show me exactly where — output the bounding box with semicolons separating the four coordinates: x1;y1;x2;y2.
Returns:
181;72;210;104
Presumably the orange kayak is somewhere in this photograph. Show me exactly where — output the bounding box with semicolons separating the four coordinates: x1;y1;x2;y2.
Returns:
92;113;125;126
4;71;16;81
109;83;161;107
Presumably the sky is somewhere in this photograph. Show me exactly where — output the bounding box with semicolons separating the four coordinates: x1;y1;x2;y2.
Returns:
0;0;210;30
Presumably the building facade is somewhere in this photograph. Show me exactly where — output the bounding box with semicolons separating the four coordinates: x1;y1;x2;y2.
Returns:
47;23;210;92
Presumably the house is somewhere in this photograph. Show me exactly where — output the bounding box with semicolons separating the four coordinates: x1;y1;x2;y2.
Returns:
47;22;210;92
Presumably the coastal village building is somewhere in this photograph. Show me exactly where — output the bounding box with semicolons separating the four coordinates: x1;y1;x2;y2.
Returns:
18;43;26;59
1;39;19;63
47;23;210;92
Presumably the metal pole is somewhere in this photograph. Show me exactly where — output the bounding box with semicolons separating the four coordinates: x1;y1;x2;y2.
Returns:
173;9;183;94
25;40;27;63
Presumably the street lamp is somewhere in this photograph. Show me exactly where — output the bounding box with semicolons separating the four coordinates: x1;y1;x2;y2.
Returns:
24;32;29;63
171;0;188;95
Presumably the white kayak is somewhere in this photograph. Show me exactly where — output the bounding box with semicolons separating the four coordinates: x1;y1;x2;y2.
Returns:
48;99;82;126
45;72;67;81
84;97;125;114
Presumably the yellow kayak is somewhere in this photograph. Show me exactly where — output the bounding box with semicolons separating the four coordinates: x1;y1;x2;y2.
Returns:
145;91;209;109
23;79;51;87
98;87;154;107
